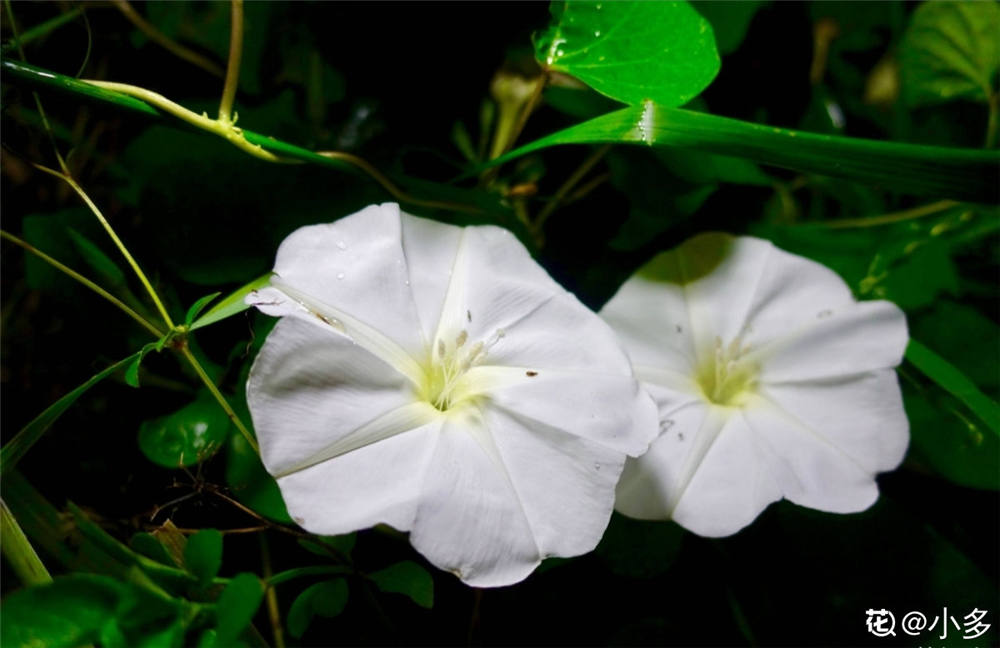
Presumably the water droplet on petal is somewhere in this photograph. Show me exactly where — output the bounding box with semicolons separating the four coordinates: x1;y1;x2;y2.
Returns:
336;241;347;250
336;272;345;280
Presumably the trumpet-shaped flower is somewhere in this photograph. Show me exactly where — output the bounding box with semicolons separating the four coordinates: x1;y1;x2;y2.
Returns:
600;233;909;537
246;203;657;586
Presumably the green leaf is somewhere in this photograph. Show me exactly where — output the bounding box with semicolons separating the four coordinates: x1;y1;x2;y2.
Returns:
287;579;349;639
214;573;263;645
596;513;684;579
1;574;125;648
368;561;433;609
184;292;222;327
189;274;272;331
0;574;180;648
125;342;160;388
906;339;1000;437
534;1;720;107
899;0;1000;107
297;534;356;560
905;388;1000;490
484;102;1000;202
0;351;140;473
691;1;765;55
183;530;223;585
129;533;179;568
139;400;227;467
225;430;293;524
137;393;231;469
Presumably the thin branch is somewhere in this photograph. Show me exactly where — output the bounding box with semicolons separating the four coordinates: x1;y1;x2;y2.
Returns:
218;0;244;124
260;534;287;648
32;163;176;328
533;144;612;232
110;0;224;77
1;230;164;338
807;199;959;229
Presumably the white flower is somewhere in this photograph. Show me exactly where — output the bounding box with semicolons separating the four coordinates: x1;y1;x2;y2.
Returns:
600;233;909;537
246;203;657;586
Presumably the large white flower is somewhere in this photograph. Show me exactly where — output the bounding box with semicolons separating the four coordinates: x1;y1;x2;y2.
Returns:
246;203;657;586
600;233;909;537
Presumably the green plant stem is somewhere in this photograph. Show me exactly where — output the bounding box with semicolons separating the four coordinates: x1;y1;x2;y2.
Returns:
259;534;286;648
219;0;243;124
533;143;611;232
1;5;83;53
0;499;52;586
806;199;959;229
33;163;176;329
0;230;164;338
110;0;223;78
179;345;259;454
266;566;353;588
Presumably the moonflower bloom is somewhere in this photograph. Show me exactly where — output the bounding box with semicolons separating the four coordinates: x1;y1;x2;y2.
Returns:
246;203;657;586
600;233;909;537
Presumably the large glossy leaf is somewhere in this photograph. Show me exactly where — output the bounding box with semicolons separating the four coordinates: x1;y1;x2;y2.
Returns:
534;1;720;107
485;102;1000;201
899;0;1000;107
1;352;140;473
137;393;231;469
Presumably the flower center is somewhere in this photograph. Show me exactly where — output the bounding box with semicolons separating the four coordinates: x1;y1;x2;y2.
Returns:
696;336;759;407
421;328;504;412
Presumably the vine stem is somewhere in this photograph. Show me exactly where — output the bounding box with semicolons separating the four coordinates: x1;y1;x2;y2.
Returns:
533;144;611;233
81;80;282;162
180;345;259;454
259;534;287;648
32;163;176;329
0;230;164;338
218;0;243;124
808;199;959;229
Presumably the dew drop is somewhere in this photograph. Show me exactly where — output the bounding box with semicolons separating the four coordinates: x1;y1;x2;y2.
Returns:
336;240;347;250
660;419;675;434
594;30;601;37
336;272;345;280
594;462;601;471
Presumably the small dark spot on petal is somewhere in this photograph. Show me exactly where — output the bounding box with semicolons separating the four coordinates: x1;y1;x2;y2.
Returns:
675;324;683;333
467;310;472;322
526;371;538;377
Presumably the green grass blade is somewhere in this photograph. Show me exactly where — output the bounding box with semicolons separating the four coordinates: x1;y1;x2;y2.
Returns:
189;273;271;331
1;499;52;586
0;351;140;473
906;339;1000;437
487;102;999;202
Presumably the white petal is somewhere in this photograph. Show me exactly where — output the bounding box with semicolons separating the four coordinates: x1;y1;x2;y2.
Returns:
409;412;541;587
276;420;442;534
668;408;783;537
756;370;908;487
398;214;464;346
665;233;774;348
757;300;908;382
263;203;426;358
614;400;714;519
483;406;625;561
598;259;698;377
741;392;884;514
247;317;419;476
